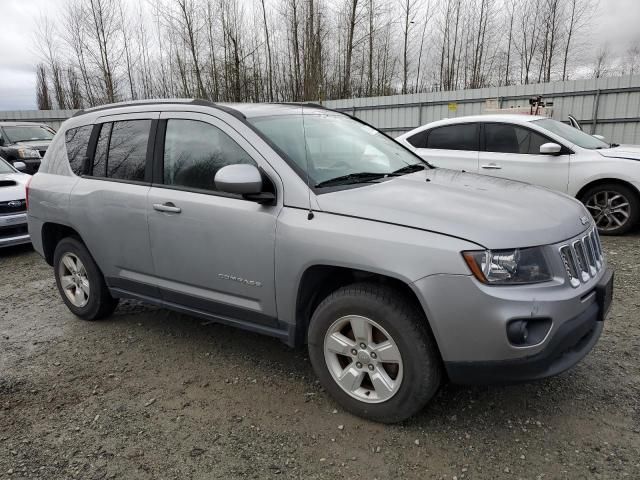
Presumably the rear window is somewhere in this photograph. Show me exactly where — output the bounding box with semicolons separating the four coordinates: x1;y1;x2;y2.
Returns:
91;120;151;182
426;124;479;151
65;125;93;175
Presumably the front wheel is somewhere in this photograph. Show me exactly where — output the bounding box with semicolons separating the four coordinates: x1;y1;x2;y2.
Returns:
581;183;639;235
307;283;442;423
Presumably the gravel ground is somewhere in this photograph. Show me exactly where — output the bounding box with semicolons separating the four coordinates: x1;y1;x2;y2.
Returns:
1;235;639;480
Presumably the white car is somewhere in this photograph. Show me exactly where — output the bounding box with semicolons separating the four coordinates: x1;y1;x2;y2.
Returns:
397;114;640;235
0;157;30;247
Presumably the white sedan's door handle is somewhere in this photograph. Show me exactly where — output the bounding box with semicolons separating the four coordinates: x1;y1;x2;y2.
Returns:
153;202;181;213
481;163;502;170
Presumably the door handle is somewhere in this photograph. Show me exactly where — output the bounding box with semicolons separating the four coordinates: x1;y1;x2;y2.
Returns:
153;202;181;213
481;163;502;170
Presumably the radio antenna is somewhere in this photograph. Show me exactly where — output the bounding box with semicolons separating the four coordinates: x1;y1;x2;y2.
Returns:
301;102;314;220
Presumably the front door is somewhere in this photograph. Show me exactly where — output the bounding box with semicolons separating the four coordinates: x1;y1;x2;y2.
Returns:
478;122;570;193
146;112;281;328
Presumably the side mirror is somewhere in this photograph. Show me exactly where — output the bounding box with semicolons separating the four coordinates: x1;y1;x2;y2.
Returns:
593;134;605;141
13;161;27;172
214;164;275;204
540;142;562;155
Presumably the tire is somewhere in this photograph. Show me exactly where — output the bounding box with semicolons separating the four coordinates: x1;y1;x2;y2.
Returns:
307;282;442;423
53;237;118;320
580;183;640;235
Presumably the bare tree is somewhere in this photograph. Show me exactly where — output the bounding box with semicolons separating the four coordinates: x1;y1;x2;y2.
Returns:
36;64;52;110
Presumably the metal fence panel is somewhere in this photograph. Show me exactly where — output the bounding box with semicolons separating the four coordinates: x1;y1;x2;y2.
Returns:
323;75;640;143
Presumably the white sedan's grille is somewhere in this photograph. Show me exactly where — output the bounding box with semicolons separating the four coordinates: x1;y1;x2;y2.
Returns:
559;227;604;288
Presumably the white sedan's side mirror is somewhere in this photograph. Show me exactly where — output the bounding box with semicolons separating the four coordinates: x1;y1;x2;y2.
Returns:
593;134;606;141
540;142;562;155
13;161;27;171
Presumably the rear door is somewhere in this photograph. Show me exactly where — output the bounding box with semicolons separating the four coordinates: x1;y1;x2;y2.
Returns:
405;123;480;172
478;122;570;193
69;112;159;297
146;111;282;329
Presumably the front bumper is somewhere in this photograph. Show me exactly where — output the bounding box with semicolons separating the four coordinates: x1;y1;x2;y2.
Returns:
0;212;30;247
445;300;603;384
412;264;612;385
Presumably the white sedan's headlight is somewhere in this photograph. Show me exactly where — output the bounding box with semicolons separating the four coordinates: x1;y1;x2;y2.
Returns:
462;247;552;285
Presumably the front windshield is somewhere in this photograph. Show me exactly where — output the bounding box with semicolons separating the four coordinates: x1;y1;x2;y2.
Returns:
2;125;54;143
250;113;426;187
532;118;609;149
0;157;16;174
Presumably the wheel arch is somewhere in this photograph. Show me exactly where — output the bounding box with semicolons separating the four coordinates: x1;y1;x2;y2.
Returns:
293;264;438;350
575;177;640;201
41;222;82;266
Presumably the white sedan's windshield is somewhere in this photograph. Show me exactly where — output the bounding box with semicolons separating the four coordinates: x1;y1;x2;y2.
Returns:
532;118;609;150
250;113;425;186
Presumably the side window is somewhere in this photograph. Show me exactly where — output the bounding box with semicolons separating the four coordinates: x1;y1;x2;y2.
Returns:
163;119;256;192
406;129;429;148
485;123;549;154
106;120;150;181
91;120;150;181
92;123;110;177
426;124;478;151
65;125;93;175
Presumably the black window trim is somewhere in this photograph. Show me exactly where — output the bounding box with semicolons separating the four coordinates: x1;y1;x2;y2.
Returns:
480;121;574;155
82;119;157;186
153;117;277;202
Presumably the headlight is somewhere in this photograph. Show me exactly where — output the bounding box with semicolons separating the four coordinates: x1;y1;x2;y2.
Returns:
462;247;552;285
17;148;40;159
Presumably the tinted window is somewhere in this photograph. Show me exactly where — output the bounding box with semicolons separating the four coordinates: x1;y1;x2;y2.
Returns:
163;119;256;192
426;124;478;151
65;125;93;175
407;129;429;148
92;123;110;177
106;120;150;181
485;124;549;154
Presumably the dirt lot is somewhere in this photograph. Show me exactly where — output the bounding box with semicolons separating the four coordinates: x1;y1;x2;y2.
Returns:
1;235;639;480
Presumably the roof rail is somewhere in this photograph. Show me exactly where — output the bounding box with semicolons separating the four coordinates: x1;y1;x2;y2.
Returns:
72;98;245;121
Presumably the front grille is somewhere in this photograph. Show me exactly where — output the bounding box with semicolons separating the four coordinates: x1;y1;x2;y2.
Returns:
559;227;604;288
0;199;26;215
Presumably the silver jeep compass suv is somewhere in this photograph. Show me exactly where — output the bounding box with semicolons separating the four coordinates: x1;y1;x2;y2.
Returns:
27;100;614;423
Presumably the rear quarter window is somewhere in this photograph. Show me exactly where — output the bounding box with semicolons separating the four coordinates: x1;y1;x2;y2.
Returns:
65;125;93;175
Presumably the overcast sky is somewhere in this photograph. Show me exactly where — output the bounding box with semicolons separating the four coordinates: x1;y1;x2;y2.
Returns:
0;0;639;111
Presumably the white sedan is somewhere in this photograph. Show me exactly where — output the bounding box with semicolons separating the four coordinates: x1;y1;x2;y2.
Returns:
0;157;30;247
397;114;640;235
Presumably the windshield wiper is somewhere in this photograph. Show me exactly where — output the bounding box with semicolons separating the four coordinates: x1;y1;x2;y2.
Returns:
315;172;387;188
390;163;427;175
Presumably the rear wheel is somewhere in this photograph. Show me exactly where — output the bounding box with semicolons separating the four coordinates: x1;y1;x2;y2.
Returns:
307;282;442;423
53;237;118;320
581;183;639;235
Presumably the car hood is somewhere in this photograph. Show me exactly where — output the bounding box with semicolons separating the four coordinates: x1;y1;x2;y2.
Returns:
597;145;640;161
316;169;589;249
0;172;29;202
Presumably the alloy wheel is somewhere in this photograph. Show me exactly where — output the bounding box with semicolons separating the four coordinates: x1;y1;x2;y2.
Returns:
323;315;403;403
585;190;631;232
58;253;90;308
